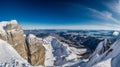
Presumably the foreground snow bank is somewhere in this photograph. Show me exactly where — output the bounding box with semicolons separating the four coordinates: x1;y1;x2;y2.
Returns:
0;39;31;67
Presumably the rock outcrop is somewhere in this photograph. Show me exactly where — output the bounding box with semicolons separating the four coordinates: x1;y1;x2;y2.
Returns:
0;39;31;67
26;34;45;66
0;20;45;66
0;20;27;59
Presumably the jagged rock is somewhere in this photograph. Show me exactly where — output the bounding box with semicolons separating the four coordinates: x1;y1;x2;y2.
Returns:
0;20;27;59
0;39;31;67
26;34;45;66
0;20;45;66
6;20;27;59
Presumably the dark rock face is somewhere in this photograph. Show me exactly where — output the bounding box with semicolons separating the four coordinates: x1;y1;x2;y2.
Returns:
82;37;103;51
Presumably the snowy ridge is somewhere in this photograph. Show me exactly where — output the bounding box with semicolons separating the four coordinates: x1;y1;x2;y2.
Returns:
89;39;108;61
0;20;19;35
85;38;120;67
43;36;78;66
42;36;55;66
0;20;17;31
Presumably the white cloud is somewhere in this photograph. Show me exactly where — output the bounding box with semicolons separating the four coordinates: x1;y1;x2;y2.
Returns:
88;8;120;24
106;0;120;14
22;24;120;30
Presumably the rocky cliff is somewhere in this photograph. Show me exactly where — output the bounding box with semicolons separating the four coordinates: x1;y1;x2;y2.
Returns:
0;20;27;59
26;34;45;65
0;20;45;66
0;20;89;66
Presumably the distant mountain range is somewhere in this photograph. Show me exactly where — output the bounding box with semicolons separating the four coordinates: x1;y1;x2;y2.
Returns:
0;20;120;67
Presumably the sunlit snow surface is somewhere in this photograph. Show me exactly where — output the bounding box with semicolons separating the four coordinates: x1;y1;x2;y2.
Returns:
85;38;120;67
0;39;31;67
113;31;119;36
43;36;80;66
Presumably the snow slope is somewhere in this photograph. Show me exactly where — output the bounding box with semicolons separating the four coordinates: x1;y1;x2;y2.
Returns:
0;21;8;40
0;39;32;67
85;38;120;67
43;36;78;66
0;21;8;31
88;39;108;62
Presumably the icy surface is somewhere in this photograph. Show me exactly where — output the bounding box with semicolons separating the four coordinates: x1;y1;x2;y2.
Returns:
113;31;119;36
93;58;111;67
0;20;18;32
0;21;8;33
0;39;32;67
43;36;78;66
42;36;55;66
28;34;36;38
85;38;120;67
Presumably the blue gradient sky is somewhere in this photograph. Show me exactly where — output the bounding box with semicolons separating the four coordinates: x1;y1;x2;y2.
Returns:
0;0;120;30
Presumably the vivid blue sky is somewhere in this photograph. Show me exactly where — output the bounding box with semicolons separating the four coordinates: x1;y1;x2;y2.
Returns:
0;0;120;30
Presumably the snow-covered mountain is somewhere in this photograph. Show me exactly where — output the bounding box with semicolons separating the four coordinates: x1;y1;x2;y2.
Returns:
0;20;87;67
84;38;120;67
43;36;83;66
0;20;27;59
1;20;120;67
0;20;46;66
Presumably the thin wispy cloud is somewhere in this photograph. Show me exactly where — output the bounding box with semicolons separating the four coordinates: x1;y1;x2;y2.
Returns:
88;8;120;24
106;0;120;14
22;23;120;30
3;0;120;30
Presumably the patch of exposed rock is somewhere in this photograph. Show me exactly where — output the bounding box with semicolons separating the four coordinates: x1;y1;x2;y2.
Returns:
26;34;45;65
0;20;45;66
0;20;27;59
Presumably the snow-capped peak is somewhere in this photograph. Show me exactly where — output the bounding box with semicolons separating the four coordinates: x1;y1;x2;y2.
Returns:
28;34;36;38
0;20;18;32
113;31;119;36
10;20;18;24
